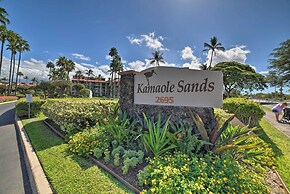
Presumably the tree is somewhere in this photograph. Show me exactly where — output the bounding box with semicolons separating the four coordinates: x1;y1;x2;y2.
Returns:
265;70;281;100
23;75;29;84
268;39;290;100
203;36;225;69
36;81;51;99
0;25;8;76
85;69;94;78
46;61;55;80
109;47;122;98
31;77;38;85
6;30;20;95
211;61;267;97
74;70;83;79
0;7;10;25
56;56;75;80
149;50;165;66
15;38;30;94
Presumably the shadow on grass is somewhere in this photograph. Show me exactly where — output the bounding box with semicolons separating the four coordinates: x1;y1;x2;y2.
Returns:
256;124;283;157
24;119;64;151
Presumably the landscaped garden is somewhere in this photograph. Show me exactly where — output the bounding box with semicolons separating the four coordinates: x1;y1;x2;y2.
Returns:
0;95;17;103
16;97;290;193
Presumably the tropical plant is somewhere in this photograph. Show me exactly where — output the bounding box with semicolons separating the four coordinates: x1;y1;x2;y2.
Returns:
191;112;260;155
46;61;55;80
142;114;176;156
0;25;8;76
15;38;30;94
23;75;29;84
0;7;10;25
56;56;75;80
149;50;165;66
108;47;122;98
31;77;38;85
6;30;20;95
203;36;225;69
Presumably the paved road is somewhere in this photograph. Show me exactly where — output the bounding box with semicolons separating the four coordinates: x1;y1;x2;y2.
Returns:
263;104;290;137
0;102;32;194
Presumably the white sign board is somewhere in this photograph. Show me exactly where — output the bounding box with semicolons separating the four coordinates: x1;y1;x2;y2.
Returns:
134;67;223;108
25;94;33;103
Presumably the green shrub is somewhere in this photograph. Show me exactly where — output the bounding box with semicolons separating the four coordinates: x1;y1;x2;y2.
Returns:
16;97;46;118
68;128;110;158
79;88;91;97
223;98;265;127
42;99;117;135
138;152;269;193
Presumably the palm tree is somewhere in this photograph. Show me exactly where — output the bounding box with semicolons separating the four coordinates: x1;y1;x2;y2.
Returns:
31;77;37;85
15;71;23;95
85;69;94;78
0;25;8;76
23;75;29;84
203;36;225;69
15;38;30;94
6;30;20;95
199;63;209;70
74;70;83;79
46;61;55;80
0;7;10;25
149;50;165;66
56;56;75;80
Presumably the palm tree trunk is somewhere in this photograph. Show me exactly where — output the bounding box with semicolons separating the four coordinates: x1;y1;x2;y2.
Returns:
10;53;16;95
15;52;22;95
209;50;214;69
0;39;5;76
8;52;13;95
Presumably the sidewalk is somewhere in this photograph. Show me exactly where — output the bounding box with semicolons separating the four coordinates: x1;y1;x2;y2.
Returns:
263;107;290;137
0;102;32;194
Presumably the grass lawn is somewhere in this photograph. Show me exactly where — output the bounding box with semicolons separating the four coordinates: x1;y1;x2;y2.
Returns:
259;118;290;189
22;116;131;194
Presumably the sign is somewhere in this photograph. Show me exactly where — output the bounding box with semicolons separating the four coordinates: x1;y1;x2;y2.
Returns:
134;67;223;108
25;94;33;103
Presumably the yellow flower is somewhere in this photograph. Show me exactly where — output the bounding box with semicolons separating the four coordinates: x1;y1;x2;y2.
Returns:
151;188;155;193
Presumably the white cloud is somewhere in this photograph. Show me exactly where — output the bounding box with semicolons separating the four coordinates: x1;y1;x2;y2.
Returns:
259;71;268;75
206;45;251;67
72;53;91;61
128;60;146;72
127;32;167;51
81;63;95;68
99;65;110;72
0;57;49;83
180;46;202;69
105;55;112;60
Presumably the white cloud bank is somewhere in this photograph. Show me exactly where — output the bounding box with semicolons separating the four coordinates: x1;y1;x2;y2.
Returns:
72;53;91;61
181;46;202;69
127;32;167;51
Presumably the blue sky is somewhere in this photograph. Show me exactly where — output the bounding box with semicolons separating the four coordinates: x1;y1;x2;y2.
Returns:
1;0;290;92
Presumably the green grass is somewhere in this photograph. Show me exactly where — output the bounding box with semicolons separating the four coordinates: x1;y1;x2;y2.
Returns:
259;119;290;189
22;116;131;194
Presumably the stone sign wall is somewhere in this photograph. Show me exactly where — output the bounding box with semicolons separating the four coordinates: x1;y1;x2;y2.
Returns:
119;70;217;132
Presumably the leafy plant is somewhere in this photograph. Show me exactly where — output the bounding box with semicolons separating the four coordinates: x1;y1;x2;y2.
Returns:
142;114;176;156
104;149;110;163
191;112;260;155
138;152;268;193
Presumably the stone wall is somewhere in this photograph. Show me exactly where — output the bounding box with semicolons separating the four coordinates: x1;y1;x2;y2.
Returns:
119;71;216;132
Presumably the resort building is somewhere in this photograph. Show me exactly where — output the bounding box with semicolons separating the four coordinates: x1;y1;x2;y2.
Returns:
71;78;120;98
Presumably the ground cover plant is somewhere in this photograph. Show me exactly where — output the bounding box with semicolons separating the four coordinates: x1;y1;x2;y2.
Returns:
22;116;131;194
0;95;17;103
40;98;277;193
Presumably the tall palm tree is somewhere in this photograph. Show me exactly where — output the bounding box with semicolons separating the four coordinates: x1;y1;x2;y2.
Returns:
15;38;30;94
85;69;94;78
0;25;8;76
23;75;29;84
203;36;225;69
149;50;165;66
6;30;20;95
17;71;23;83
0;7;10;25
46;61;55;80
56;56;75;80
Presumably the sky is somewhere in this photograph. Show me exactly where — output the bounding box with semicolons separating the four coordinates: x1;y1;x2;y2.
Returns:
1;0;290;93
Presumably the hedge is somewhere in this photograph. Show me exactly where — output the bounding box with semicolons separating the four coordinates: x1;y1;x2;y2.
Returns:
16;97;46;118
41;99;117;136
223;98;265;127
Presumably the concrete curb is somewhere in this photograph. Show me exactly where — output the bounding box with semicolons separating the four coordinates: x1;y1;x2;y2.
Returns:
0;100;17;105
15;113;53;194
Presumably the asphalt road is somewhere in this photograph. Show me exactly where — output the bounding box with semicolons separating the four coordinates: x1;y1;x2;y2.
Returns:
0;102;32;194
